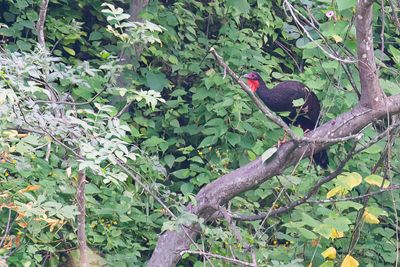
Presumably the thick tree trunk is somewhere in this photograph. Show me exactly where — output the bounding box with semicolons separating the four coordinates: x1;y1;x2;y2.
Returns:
356;0;385;109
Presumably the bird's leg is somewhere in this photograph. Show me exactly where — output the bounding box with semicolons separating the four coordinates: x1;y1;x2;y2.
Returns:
278;131;288;147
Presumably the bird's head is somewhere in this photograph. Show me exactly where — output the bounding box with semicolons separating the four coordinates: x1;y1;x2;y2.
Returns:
243;71;262;92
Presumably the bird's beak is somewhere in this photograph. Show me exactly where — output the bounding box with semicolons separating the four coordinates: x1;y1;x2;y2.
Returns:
243;73;252;79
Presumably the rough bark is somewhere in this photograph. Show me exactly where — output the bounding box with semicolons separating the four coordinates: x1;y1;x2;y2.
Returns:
37;0;49;48
77;169;88;267
356;0;385;109
129;0;149;22
118;0;149;66
148;1;395;266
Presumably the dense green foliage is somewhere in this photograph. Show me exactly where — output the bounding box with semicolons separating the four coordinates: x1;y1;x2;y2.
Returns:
1;0;400;266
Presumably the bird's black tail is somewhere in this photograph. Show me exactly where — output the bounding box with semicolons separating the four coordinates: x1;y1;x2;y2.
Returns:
313;149;329;169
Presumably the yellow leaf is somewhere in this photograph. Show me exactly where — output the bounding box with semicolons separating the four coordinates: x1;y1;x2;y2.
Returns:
17;133;29;138
321;247;337;260
2;130;18;138
16;221;28;228
338;172;362;190
327;186;344;198
330;228;344;239
308;263;312;267
365;174;390;188
18;185;41;194
332;35;343;43
363;211;380;224
341;255;359;267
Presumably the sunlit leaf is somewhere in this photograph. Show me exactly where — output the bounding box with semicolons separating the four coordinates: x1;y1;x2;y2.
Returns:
341;255;359;267
18;185;41;194
337;172;362;190
321;247;337;260
363;211;380;224
327;186;344;198
332;35;343;43
330;228;344;239
365;174;390;188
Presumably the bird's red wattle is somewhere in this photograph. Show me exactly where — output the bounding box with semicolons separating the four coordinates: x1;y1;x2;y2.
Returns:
246;79;259;92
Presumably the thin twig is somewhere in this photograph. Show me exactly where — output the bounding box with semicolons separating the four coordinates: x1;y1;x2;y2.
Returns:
307;184;400;203
283;0;356;63
34;87;108;106
0;209;12;248
389;0;400;31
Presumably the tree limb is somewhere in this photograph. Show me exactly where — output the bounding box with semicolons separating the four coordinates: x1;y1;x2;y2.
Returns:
356;0;385;108
37;0;49;48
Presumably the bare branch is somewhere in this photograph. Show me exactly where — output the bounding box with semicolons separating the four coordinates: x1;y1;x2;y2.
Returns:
307;184;400;204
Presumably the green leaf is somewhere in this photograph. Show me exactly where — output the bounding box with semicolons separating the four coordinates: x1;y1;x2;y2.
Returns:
364;143;383;154
319;261;335;267
335;201;363;211
226;0;250;14
89;31;103;41
323;217;352;231
298;227;318;239
198;136;217;148
336;0;356;11
171;169;191;179
261;147;277;163
226;132;240;146
15;142;33;155
146;72;168;92
180;183;194;195
164;154;175;168
291;126;304;138
292;98;305;107
301;213;320;228
143;136;167;147
168;55;179;64
64;46;76;56
86;184;100;194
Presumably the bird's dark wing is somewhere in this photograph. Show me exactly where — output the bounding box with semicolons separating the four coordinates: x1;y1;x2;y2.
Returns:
264;81;321;129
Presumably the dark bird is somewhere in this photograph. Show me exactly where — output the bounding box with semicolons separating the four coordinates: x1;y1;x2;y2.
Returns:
243;71;329;169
